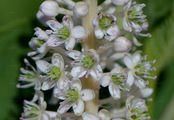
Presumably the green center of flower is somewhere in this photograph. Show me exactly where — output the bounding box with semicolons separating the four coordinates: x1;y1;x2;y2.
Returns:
99;16;112;29
130;108;145;120
82;55;95;69
129;8;137;17
48;66;62;80
67;89;79;103
28;107;40;118
26;73;35;80
111;75;123;85
37;39;45;47
58;26;70;40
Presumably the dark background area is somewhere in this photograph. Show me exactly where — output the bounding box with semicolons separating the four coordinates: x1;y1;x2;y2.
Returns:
0;0;174;120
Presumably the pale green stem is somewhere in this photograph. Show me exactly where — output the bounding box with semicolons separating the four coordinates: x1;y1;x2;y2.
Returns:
82;0;99;114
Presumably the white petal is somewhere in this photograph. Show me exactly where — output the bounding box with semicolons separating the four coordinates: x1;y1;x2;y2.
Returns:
109;84;121;100
82;112;100;120
65;38;76;50
94;29;104;39
123;55;134;69
37;43;47;53
66;50;81;60
57;100;72;114
34;27;48;40
53;87;66;99
135;79;146;89
57;78;69;90
90;65;102;80
112;0;129;5
71;80;82;91
73;100;84;116
132;53;141;65
110;52;127;60
62;16;74;29
105;25;120;41
90;69;100;80
72;26;86;39
98;109;111;120
42;80;56;90
81;89;95;101
71;66;87;78
52;53;64;69
36;60;51;73
140;88;153;98
47;36;64;47
47;20;62;31
126;71;134;86
111;65;123;74
123;18;132;32
100;75;110;87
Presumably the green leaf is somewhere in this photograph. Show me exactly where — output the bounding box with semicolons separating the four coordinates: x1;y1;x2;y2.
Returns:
143;3;174;120
138;0;174;26
0;0;42;119
155;61;174;120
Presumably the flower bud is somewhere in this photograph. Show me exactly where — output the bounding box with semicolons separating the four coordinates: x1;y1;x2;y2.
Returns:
40;0;59;17
111;0;129;6
114;37;132;52
74;2;89;17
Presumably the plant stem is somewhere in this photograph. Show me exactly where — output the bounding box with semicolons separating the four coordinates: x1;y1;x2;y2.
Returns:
82;0;99;114
82;0;97;49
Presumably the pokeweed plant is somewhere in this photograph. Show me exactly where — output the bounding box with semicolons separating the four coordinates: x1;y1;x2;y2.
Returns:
17;0;157;119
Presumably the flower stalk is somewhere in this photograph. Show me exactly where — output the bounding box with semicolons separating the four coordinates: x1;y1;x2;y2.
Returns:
82;0;100;114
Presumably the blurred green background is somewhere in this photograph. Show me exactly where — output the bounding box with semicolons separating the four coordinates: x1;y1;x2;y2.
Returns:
0;0;174;120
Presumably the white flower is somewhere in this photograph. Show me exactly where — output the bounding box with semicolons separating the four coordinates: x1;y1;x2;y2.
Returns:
93;13;120;41
114;37;132;52
57;80;95;116
28;27;49;60
66;49;103;80
82;109;111;120
123;1;149;36
36;53;68;90
100;65;129;99
40;0;59;17
17;59;42;90
123;52;156;89
20;100;49;120
126;96;150;120
111;0;129;6
46;16;86;50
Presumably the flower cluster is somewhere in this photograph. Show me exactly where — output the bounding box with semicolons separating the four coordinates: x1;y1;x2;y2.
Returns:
18;0;157;120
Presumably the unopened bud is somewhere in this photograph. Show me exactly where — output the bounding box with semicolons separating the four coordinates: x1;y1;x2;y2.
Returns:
114;37;132;52
40;0;59;17
74;2;88;17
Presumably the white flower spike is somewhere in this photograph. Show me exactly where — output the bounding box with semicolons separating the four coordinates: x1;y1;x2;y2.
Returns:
18;0;157;119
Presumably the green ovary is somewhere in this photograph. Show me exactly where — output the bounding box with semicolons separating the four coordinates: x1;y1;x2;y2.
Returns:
67;89;79;103
82;55;95;69
26;73;35;79
37;39;45;47
99;16;112;29
48;66;62;80
111;75;123;85
57;26;70;40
